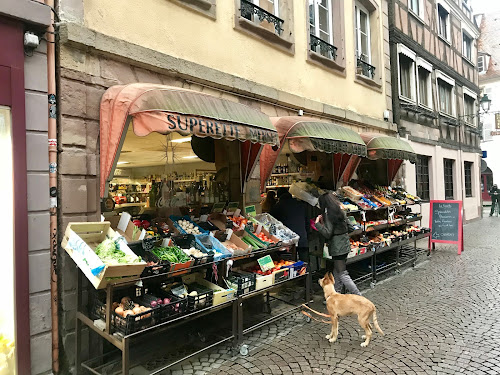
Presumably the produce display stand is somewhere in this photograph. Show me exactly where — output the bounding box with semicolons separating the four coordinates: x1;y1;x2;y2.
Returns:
343;202;431;288
75;243;312;375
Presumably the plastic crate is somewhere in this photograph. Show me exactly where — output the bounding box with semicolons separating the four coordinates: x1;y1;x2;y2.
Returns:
226;272;256;296
169;215;209;235
147;247;194;275
91;291;161;335
183;283;214;312
195;235;232;262
150;290;189;322
171;234;214;266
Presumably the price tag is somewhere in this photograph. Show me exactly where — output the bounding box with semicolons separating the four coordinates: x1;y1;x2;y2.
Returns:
245;205;257;217
161;237;172;247
117;212;131;232
257;255;274;272
233;208;241;218
200;214;208;222
138;229;146;240
225;228;233;241
255;224;262;235
209;231;215;237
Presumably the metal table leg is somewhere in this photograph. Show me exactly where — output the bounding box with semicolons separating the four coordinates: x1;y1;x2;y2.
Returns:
122;337;130;375
306;271;312;303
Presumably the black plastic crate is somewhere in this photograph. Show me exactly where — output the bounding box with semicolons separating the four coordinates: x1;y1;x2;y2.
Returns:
184;284;214;312
226;272;256;296
171;234;214;266
91;291;161;335
152;290;189;322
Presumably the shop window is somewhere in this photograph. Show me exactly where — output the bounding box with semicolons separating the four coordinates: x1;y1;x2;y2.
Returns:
437;3;450;42
462;32;472;61
409;0;424;20
437;72;455;116
463;92;476;126
416;155;430;201
309;0;336;60
398;51;416;101
464;161;473;197
444;158;454;200
355;2;373;78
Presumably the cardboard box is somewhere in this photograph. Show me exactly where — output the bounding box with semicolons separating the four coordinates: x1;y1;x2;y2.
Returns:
108;213;143;243
183;273;235;306
61;222;146;289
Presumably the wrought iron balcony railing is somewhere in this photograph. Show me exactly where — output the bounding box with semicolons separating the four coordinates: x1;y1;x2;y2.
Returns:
309;34;338;61
357;58;376;79
241;0;284;36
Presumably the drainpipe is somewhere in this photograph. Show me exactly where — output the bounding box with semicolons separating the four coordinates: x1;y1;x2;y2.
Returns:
45;0;59;372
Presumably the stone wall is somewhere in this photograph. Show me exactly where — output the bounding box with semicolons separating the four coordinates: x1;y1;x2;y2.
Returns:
25;39;53;375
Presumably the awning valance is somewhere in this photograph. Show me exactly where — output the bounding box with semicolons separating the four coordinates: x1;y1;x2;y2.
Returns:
100;83;279;197
260;117;367;191
361;133;416;163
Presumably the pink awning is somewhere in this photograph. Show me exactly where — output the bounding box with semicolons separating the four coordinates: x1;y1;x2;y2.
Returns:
99;84;279;197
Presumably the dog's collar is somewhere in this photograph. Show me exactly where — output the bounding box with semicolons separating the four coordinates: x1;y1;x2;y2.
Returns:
326;295;332;300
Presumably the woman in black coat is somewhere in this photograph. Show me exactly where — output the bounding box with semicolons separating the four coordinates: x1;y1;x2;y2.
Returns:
315;193;360;295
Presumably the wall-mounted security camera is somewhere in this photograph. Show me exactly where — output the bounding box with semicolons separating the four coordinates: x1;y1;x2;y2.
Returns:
383;110;390;122
24;32;39;51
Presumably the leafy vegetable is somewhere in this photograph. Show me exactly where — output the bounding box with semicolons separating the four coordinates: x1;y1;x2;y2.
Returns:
151;246;191;263
95;239;141;265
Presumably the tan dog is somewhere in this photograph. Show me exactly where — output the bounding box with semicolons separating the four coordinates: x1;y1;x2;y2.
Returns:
319;272;384;347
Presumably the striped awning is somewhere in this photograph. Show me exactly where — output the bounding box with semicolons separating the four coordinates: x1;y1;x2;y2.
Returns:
361;133;416;163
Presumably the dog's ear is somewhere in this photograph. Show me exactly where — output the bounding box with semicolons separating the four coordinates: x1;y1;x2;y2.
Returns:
327;272;334;283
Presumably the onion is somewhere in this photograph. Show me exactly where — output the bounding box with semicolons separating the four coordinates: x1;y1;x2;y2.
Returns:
163;298;171;305
150;300;157;308
157;298;163;305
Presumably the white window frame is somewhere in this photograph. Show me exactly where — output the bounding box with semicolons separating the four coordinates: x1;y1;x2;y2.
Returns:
417;57;433;110
409;0;424;20
436;1;451;43
355;2;371;64
252;0;279;17
478;55;486;73
463;86;477;127
309;0;334;45
462;31;472;62
397;44;417;102
436;70;456;117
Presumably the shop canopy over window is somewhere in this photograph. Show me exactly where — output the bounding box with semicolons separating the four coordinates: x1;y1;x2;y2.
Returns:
260;116;368;190
360;133;416;183
99;83;280;197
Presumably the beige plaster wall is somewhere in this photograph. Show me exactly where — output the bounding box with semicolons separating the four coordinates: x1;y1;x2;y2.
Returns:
81;0;389;121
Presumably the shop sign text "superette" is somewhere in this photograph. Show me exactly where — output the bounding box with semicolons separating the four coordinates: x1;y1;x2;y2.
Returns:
162;113;278;145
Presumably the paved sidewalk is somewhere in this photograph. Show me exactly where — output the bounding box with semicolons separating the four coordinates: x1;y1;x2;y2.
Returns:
171;216;500;374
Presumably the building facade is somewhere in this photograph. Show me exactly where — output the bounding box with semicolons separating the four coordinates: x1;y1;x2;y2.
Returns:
478;11;500;198
388;0;482;224
0;1;52;374
56;0;395;372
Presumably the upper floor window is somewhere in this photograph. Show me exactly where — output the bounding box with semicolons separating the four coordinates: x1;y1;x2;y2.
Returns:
462;32;472;61
437;3;450;42
355;2;373;77
463;87;477;127
437;71;455;116
462;0;471;18
417;58;433;109
241;0;282;35
409;0;424;19
397;45;416;101
309;0;336;60
478;55;486;73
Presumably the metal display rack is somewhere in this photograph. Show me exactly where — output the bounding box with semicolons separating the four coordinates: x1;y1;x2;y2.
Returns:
343;201;431;287
75;244;312;375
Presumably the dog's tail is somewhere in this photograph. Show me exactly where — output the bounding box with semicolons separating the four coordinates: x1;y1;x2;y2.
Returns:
372;309;385;336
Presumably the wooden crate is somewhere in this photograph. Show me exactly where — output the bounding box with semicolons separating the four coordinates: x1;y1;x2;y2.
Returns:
61;222;146;289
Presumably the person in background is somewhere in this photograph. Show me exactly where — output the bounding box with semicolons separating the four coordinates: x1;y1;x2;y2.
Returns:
261;190;277;213
315;192;360;295
271;187;309;262
489;184;500;216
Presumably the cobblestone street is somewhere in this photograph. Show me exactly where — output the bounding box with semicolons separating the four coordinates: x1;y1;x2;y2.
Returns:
168;216;500;375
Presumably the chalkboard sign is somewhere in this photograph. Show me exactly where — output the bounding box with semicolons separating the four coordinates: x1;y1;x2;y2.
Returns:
429;200;463;254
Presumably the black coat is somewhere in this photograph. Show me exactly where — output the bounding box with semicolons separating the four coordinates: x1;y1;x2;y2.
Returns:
315;213;350;257
489;188;499;201
270;194;309;247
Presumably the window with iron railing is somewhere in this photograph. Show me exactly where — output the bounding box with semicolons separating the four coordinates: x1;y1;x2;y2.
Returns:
309;0;337;60
241;0;284;35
